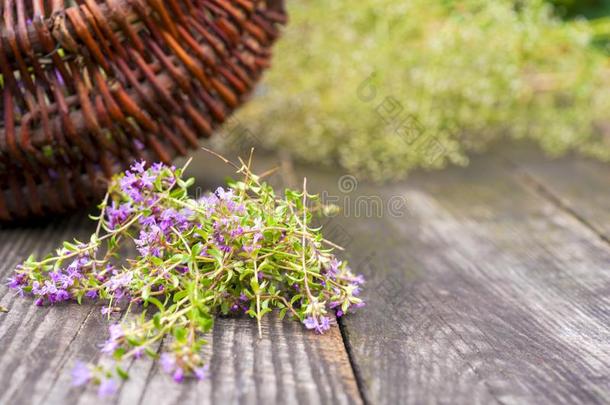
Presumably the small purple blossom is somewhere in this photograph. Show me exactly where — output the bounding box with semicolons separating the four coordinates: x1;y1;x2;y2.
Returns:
109;324;124;341
71;362;92;387
7;273;26;288
85;290;98;299
135;226;163;257
352;301;366;309
107;272;133;291
215;187;233;201
326;258;342;279
107;202;133;229
194;365;209;380
101;340;118;354
98;378;118;397
160;353;176;374
303;316;332;334
131;160;146;174
173;368;184;383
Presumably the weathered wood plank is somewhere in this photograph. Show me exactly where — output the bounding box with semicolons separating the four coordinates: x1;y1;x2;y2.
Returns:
298;152;610;404
0;152;362;405
502;144;610;242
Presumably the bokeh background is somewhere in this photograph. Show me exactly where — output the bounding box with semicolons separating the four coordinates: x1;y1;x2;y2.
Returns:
215;0;610;181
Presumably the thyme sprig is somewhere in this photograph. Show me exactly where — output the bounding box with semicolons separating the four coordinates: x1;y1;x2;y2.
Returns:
7;153;364;397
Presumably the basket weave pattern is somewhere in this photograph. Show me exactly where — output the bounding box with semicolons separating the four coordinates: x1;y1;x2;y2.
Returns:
0;0;286;221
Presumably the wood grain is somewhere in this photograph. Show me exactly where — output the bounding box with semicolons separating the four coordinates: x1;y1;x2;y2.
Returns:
298;152;610;404
502;144;610;242
2;146;609;405
0;152;362;405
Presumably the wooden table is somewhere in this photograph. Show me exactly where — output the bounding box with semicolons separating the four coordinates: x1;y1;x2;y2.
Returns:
1;144;609;405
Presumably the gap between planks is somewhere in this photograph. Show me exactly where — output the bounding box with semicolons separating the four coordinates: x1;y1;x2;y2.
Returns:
500;154;610;248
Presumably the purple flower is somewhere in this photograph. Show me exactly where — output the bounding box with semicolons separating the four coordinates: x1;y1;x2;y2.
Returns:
71;361;92;386
7;273;27;296
120;171;138;191
135;226;163;257
7;273;26;288
352;274;366;285
130;160;146;174
44;280;58;295
120;171;145;203
107;272;133;291
49;271;62;283
160;353;176;374
151;162;165;173
85;290;98;300
352;301;366;309
303;316;317;330
303;316;332;334
98;378;118;397
107;202;133;229
101;340;118;354
173;368;184;383
141;171;157;190
215;187;234;201
66;257;89;277
32;281;44;295
319;316;331;331
229;226;244;238
109;324;124;341
159;208;190;233
326;258;342;279
101;324;125;354
139;215;156;227
194;364;209;380
55;289;70;301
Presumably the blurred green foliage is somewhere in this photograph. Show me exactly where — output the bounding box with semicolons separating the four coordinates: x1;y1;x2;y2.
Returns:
547;0;610;18
227;0;610;180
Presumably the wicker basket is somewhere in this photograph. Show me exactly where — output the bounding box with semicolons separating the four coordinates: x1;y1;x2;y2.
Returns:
0;0;286;221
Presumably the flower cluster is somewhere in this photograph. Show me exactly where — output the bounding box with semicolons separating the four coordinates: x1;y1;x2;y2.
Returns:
8;156;365;397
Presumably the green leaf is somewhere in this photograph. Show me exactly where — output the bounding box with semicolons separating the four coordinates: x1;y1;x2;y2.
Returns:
173;326;188;343
116;366;129;380
250;277;260;294
126;336;141;346
173;290;188;303
196;313;214;332
147;297;165;312
142;285;151;300
113;347;126;361
63;241;77;251
153;313;162;329
145;347;158;358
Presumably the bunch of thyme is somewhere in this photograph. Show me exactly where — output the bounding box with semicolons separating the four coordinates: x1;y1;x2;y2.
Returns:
7;153;364;397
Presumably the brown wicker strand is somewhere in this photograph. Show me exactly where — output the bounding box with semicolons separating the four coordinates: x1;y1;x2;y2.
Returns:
0;0;286;221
